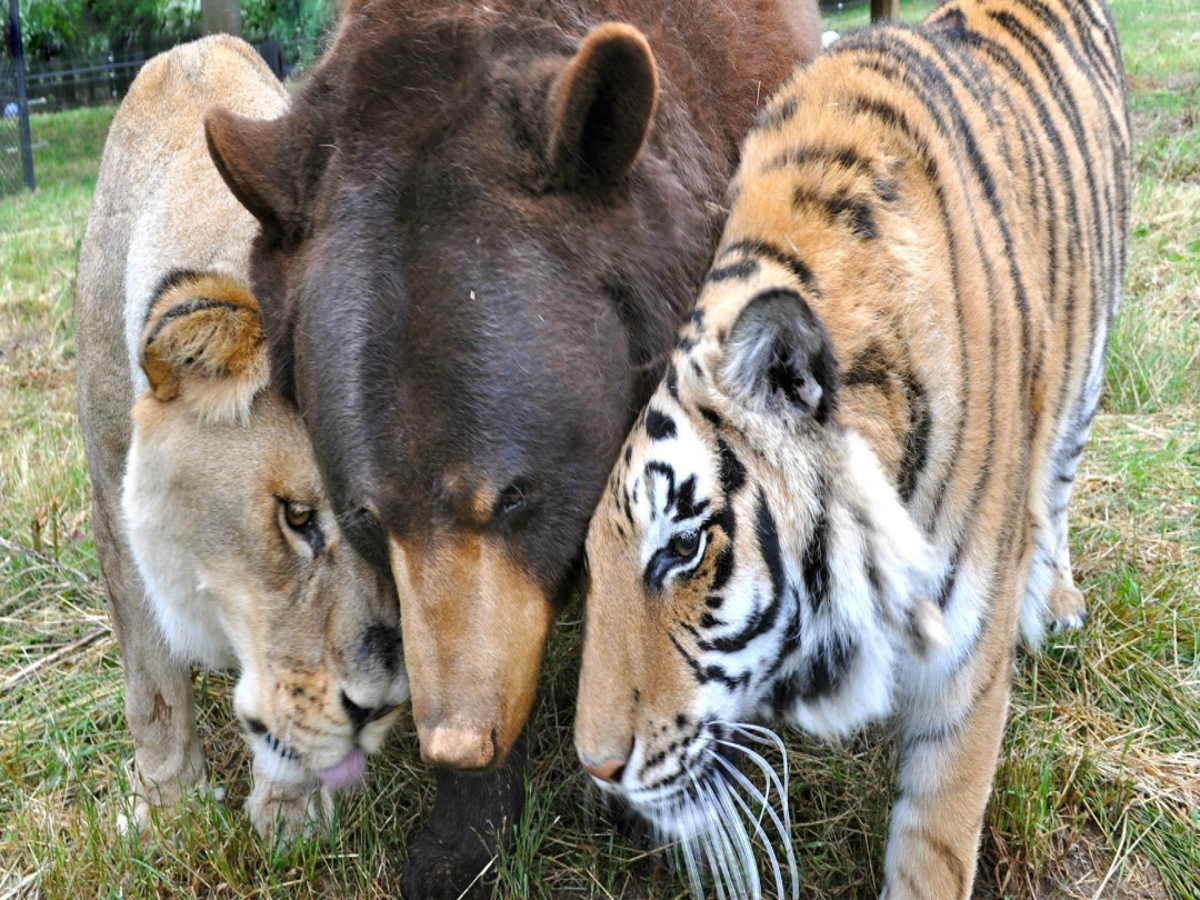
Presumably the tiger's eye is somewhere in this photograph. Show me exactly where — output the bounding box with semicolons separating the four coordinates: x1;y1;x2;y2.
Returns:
670;530;701;558
284;502;315;531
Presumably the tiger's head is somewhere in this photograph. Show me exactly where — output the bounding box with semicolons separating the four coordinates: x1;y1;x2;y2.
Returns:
575;272;947;843
122;272;409;794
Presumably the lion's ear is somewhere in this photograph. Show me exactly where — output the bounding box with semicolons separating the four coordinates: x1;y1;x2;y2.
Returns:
139;271;270;424
546;23;658;188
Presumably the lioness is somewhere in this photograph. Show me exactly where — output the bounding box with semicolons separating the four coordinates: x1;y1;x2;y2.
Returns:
76;35;408;840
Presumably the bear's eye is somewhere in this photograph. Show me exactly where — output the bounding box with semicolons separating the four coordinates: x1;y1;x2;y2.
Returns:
284;502;315;532
669;530;701;559
496;481;532;519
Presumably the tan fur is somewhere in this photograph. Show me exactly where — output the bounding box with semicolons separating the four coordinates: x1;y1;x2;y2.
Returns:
140;273;268;420
577;0;1130;895
76;37;407;843
389;533;553;769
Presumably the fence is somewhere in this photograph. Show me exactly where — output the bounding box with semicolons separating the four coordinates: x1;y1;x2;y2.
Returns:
2;0;34;196
22;38;318;114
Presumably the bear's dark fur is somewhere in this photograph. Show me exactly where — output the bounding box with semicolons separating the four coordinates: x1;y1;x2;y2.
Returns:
206;1;819;895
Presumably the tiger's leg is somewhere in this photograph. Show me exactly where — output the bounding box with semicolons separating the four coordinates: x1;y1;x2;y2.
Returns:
882;629;1015;900
1043;422;1092;633
1021;421;1091;643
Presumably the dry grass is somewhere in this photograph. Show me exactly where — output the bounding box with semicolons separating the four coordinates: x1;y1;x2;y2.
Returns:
1;2;1198;897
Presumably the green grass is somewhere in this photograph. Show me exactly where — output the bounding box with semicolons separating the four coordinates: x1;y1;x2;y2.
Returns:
2;3;1198;898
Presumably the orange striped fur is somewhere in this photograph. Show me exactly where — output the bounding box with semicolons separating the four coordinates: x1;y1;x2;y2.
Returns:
575;0;1130;896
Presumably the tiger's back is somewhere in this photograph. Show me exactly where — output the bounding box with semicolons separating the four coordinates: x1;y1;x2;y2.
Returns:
727;0;1130;642
575;1;1130;898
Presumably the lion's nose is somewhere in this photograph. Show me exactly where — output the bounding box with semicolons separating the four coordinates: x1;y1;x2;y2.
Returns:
340;690;397;731
581;755;627;784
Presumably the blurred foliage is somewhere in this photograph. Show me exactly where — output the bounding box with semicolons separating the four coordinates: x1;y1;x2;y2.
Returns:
9;0;335;61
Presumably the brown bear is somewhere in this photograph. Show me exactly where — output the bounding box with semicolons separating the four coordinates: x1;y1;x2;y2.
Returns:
205;0;821;895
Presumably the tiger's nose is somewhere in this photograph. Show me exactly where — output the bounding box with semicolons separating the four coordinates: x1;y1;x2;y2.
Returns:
581;756;627;784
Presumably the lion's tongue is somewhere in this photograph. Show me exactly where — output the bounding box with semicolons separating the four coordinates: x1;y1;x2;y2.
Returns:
316;747;368;792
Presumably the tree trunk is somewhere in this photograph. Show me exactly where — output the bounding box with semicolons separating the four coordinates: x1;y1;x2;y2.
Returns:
201;0;243;37
871;0;901;22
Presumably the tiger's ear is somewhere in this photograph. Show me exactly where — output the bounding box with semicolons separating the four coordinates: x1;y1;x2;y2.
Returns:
139;271;269;425
546;23;658;188
718;288;839;423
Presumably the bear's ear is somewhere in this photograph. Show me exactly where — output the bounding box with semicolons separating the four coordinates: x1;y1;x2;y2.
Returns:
139;271;270;424
719;288;840;424
546;23;658;188
204;107;299;236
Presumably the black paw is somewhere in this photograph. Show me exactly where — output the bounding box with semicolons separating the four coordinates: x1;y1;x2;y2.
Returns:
401;733;527;900
401;829;493;900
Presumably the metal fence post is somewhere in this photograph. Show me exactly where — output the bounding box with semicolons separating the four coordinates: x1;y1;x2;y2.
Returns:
8;0;34;190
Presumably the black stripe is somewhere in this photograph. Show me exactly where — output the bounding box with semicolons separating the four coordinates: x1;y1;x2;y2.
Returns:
753;96;797;131
645;408;676;441
844;341;893;389
983;10;1114;463
718;238;815;291
801;486;831;615
710;545;734;592
669;633;746;689
755;489;784;600
143;268;208;328
898;372;931;504
801;633;857;701
142;298;244;354
846;49;1005;541
717;437;746;498
793;186;879;239
705;257;760;283
839;95;971;534
673;476;707;521
955;25;1087;493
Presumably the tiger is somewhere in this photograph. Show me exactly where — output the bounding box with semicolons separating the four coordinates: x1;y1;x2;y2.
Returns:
573;0;1130;897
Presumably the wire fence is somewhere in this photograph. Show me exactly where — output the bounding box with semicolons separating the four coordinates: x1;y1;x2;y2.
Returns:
2;1;324;198
2;0;886;200
22;38;319;114
2;0;34;196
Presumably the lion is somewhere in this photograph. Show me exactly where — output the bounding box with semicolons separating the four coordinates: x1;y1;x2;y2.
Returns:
75;35;409;841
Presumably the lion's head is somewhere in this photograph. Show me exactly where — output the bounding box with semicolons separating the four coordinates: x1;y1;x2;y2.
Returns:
121;271;409;791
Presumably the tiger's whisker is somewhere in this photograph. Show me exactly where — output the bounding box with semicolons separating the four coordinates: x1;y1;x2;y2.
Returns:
705;777;759;900
717;775;765;900
708;751;793;900
711;751;799;900
720;722;792;824
693;774;750;900
685;770;732;900
714;739;789;823
676;794;706;899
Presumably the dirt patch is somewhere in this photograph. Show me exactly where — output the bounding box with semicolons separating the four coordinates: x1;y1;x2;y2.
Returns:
977;828;1171;900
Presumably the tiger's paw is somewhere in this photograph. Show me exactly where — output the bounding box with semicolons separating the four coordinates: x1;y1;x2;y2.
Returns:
1048;570;1088;633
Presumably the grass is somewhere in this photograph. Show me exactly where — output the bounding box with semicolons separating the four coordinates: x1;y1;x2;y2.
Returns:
1;2;1198;897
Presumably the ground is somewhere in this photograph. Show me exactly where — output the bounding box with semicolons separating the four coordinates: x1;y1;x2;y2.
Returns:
1;0;1197;897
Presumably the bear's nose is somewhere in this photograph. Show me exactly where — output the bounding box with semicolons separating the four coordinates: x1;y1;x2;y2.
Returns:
581;756;627;784
340;691;397;731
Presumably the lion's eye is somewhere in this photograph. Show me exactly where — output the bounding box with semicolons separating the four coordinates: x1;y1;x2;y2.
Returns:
284;502;315;532
669;530;701;559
